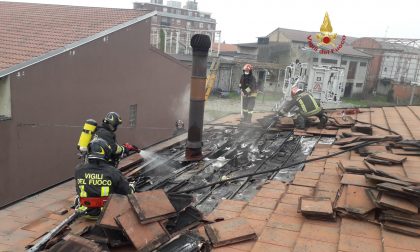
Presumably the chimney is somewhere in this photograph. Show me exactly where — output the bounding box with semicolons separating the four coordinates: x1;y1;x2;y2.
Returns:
185;34;211;160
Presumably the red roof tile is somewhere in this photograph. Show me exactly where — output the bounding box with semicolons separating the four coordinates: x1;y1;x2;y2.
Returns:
0;2;150;73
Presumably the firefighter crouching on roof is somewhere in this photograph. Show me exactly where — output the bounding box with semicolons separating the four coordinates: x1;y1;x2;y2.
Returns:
75;138;134;218
279;85;328;129
94;112;138;166
239;64;258;123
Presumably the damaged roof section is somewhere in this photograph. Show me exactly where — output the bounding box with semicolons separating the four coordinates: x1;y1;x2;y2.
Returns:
3;106;420;251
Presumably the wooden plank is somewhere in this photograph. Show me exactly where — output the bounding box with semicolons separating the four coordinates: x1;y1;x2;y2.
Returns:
377;192;418;214
339;141;365;150
358;135;402;141
365;157;393;165
204;217;257;247
383;222;420;237
117;153;143;171
370;152;407;163
391;148;420;156
334;136;359;146
352;123;373;135
338;160;369;174
116;208;170;252
365;174;412;187
128;190;176;224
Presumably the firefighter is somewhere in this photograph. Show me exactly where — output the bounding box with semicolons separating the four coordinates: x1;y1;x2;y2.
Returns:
239;64;258;123
75;138;133;218
280;85;328;129
94;112;136;166
173;119;187;137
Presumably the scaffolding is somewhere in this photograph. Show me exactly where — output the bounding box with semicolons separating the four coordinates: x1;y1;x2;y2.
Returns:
151;25;221;56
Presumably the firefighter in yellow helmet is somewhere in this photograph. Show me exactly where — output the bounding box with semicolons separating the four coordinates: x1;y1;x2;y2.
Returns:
75;138;133;218
239;64;258;123
280;85;327;129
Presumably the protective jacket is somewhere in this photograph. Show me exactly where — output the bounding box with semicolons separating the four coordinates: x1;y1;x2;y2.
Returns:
94;125;124;163
239;74;258;97
75;160;130;215
284;91;321;117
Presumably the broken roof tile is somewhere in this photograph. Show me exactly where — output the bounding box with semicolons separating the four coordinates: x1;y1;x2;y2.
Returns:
116;208;169;252
205;217;257;248
341;174;375;188
128;190;176;224
97;194;131;230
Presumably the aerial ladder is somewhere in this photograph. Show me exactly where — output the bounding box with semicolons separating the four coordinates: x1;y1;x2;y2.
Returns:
280;61;344;106
205;57;220;100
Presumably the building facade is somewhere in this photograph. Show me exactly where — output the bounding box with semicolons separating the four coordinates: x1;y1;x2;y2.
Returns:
265;28;371;97
353;37;420;96
0;3;191;207
134;1;220;56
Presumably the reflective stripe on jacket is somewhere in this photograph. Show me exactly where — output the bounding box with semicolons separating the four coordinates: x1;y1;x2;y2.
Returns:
295;92;321;117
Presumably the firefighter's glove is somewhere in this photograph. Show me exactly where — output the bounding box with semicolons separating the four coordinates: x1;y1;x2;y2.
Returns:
245;87;251;93
123;143;140;153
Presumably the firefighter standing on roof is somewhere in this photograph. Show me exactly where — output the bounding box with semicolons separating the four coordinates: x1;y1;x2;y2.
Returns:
75;138;132;218
239;64;258;123
280;85;328;129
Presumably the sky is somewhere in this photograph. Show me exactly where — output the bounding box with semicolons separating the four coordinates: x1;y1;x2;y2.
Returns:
6;0;420;44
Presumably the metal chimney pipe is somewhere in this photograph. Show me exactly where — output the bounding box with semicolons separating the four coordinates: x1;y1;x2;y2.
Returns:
185;34;211;159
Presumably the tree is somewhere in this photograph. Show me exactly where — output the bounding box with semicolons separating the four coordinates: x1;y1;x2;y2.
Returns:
159;29;165;52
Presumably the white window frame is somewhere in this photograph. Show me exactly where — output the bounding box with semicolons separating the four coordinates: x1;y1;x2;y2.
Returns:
0;76;11;119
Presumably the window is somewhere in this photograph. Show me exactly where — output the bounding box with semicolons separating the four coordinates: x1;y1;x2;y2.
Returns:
360;62;367;67
341;60;347;65
384;67;388;72
163;7;167;12
188;11;192;16
129;104;137;128
321;58;338;64
152;16;158;23
207;24;212;29
176;19;181;25
176;9;181;15
356;83;363;88
347;61;358;79
313;57;319;62
0;76;11;119
187;21;191;27
199;22;204;28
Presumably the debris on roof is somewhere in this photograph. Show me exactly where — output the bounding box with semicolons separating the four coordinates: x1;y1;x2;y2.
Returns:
5;107;420;251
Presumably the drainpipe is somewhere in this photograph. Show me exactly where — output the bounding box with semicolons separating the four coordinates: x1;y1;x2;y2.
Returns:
185;34;211;159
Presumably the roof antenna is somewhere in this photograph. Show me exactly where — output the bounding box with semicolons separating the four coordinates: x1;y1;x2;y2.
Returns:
384;26;389;38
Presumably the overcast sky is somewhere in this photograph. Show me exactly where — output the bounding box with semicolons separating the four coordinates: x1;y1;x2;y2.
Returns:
6;0;420;43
